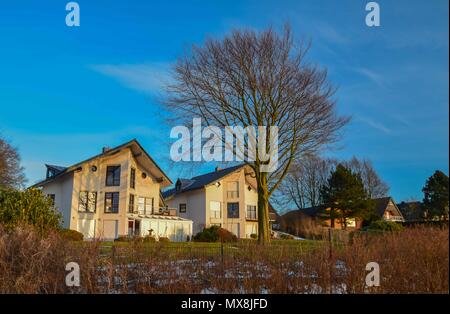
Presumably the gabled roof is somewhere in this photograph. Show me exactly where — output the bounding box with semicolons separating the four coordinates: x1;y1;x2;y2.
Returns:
281;206;325;219
45;164;67;173
373;197;404;219
162;164;245;199
30;139;172;188
397;201;425;221
373;197;392;216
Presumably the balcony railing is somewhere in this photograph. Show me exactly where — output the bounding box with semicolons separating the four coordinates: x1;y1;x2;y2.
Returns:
210;210;221;219
227;191;239;199
132;207;177;216
384;216;404;222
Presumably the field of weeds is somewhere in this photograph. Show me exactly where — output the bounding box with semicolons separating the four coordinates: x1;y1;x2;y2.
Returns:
0;225;448;294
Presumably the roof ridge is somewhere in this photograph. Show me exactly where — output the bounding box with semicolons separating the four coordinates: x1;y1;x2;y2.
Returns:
190;164;244;180
31;139;171;188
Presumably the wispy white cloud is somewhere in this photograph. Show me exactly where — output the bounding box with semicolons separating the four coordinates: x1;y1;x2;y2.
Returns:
90;63;172;95
390;114;411;127
353;67;386;88
314;22;349;45
357;116;391;134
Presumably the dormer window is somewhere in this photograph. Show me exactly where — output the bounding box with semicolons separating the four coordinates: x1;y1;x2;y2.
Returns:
46;168;57;178
45;165;66;179
176;180;182;192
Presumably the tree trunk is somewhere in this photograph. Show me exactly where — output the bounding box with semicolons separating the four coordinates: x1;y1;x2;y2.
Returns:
256;171;271;244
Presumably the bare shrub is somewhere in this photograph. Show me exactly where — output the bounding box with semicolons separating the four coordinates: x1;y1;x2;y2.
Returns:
0;224;100;293
280;212;327;239
0;224;447;293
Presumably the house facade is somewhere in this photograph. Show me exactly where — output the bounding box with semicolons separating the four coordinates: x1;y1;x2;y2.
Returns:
32;139;193;241
162;165;277;238
375;197;405;223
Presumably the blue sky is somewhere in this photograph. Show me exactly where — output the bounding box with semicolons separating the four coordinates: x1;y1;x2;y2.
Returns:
0;0;448;202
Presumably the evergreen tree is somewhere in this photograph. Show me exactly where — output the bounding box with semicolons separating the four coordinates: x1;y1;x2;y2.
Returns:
422;170;449;220
320;164;374;228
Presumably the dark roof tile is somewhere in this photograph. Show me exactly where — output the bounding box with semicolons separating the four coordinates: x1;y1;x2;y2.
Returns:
162;165;244;198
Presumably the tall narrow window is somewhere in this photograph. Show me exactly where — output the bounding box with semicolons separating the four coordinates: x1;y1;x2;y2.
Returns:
227;202;239;218
179;203;187;213
227;181;239;198
106;166;121;186
145;197;154;214
130;168;136;189
138;197;145;214
246;205;257;220
105;192;119;213
87;192;97;212
129;194;135;213
210;201;221;219
78;191;88;212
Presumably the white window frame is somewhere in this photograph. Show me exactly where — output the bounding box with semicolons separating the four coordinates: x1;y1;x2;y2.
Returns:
246;204;257;220
210;201;221;219
227;181;239;198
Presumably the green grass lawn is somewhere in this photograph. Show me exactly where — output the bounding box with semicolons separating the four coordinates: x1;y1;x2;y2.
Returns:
93;239;326;258
100;239;322;248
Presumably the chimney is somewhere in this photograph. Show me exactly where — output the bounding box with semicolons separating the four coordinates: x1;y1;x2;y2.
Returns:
215;166;222;172
102;147;111;153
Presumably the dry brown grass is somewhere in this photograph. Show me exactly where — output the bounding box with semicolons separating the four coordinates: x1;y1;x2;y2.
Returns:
0;225;447;294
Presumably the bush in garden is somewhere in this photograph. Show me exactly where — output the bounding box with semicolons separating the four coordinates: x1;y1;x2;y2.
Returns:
59;229;83;241
0;188;62;233
217;227;237;242
366;220;403;232
143;235;156;243
194;225;237;242
158;237;170;243
194;226;219;242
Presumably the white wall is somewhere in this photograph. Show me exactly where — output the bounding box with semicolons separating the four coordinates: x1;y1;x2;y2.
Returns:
166;167;261;238
166;189;206;234
42;173;74;229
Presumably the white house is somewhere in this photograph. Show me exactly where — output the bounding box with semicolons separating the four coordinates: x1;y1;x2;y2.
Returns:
31;139;193;241
162;165;278;238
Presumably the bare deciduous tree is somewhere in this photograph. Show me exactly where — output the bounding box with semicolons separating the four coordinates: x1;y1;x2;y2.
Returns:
166;26;349;243
275;154;336;211
275;155;388;213
343;156;389;198
0;136;26;189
